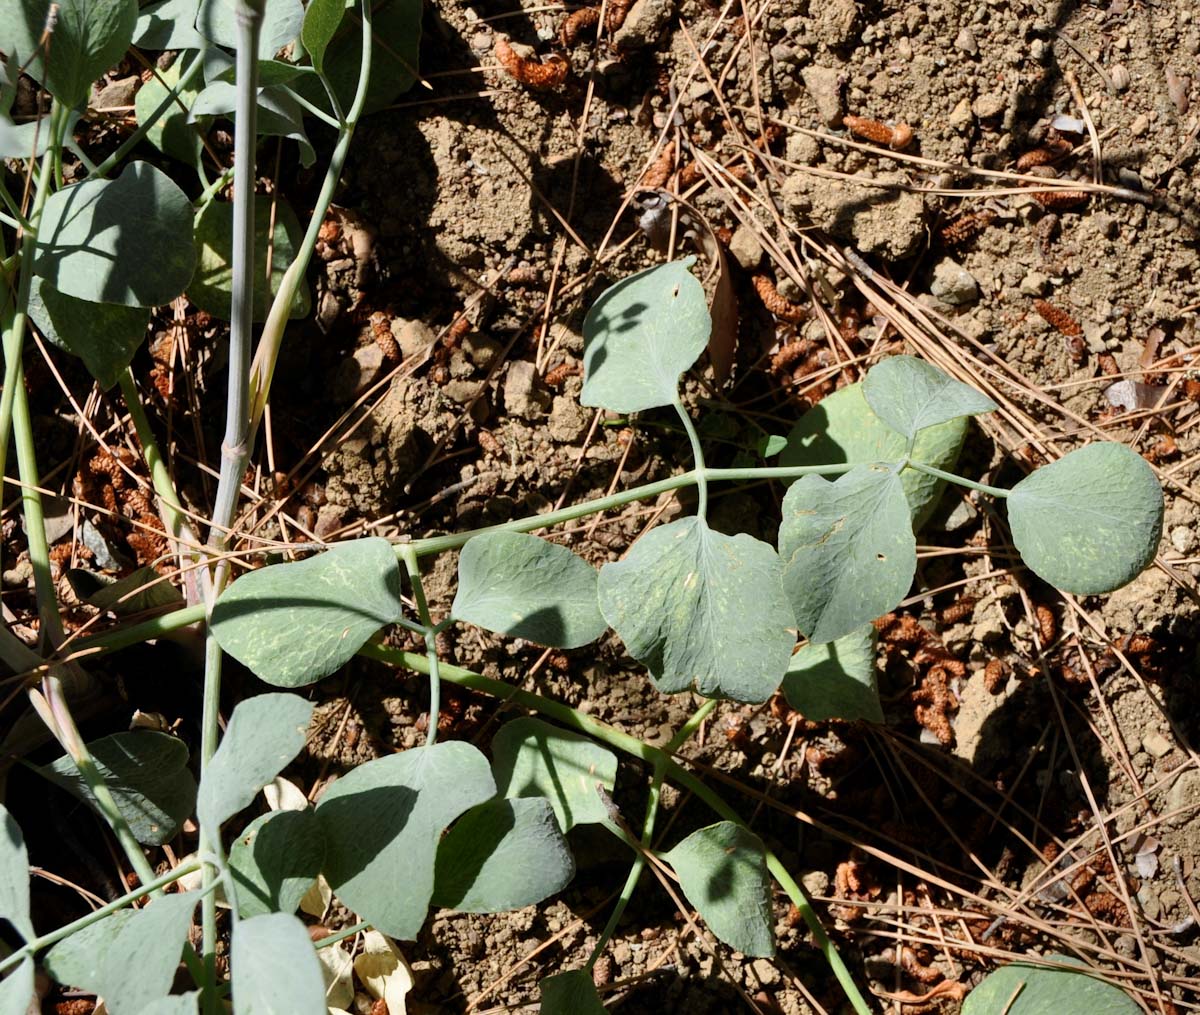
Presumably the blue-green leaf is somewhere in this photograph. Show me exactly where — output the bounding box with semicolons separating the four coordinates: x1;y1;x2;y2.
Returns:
452;532;606;649
862;355;997;440
598;517;795;703
231;913;325;1015
188;81;315;166
301;0;344;75
229;808;325;919
195;0;304;56
0;805;32;942
44;894;195;1015
663;822;774;957
540;970;607;1015
135;59;205;165
315;742;495;939
39;732;196;846
779;464;915;644
0;957;34;1015
34;162;196;309
491;717;617;832
1007;443;1163;595
135;0;203;49
197;693;313;829
581;259;710;413
211;538;403;688
782;625;882;722
962;955;1139;1015
432;797;574;913
780;382;967;528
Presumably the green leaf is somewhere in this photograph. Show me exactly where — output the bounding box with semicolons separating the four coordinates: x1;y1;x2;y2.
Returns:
0;0;136;108
134;0;203;49
315;741;495;939
862;355;997;440
0;805;32;942
540;970;607;1015
44;893;195;1015
27;276;150;389
780;382;968;528
962;955;1139;1015
40;732;196;846
581;259;711;413
779;463;916;644
297;0;422;115
231;913;325;1015
188;81;316;166
0;957;34;1015
139;994;199;1015
34;162;196;309
782;625;883;723
491;717;617;832
432;797;574;913
209;60;314;88
229;808;325;919
211;538;403;687
135;59;205;165
66;565;184;616
195;0;304;56
662;822;774;958
757;434;788;458
598;517;795;702
190;196;310;322
1007;443;1163;595
0;110;54;158
452;532;607;649
197;693;313;829
301;0;344;75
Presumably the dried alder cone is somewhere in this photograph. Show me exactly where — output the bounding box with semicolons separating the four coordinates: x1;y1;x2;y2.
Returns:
753;273;806;321
494;37;569;90
939;209;995;246
843;114;914;150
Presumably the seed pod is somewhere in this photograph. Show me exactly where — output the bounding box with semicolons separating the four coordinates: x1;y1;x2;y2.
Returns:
560;6;600;46
1031;298;1082;338
753;273;806;322
604;0;633;31
983;658;1006;694
843;113;914;150
543;361;580;387
1033;189;1089;210
495;37;569;90
1015;140;1071;172
641;141;675;189
1035;603;1057;645
939;209;996;246
1110;64;1131;92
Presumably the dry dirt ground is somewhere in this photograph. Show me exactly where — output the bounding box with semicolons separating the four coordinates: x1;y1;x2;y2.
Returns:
11;0;1200;1013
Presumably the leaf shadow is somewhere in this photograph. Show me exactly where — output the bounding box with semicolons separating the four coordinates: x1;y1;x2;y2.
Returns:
315;784;419;882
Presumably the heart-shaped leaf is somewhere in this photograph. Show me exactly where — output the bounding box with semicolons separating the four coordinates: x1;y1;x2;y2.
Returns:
44;893;195;1015
0;957;34;1015
40;732;197;846
452;532;607;649
962;955;1139;1015
211;538;403;687
195;0;304;56
1007;443;1163;595
491;717;617;832
779;463;916;644
135;59;205;165
231;913;324;1015
34;162;196;309
0;805;32;942
862;355;997;441
301;0;344;74
197;693;313;829
540;970;607;1015
598;517;795;703
432;797;574;913
782;625;882;723
0;0;136;108
134;0;203;49
662;822;774;958
229;808;325;919
190;196;310;321
315;742;495;939
581;259;710;413
27;277;150;390
780;382;967;527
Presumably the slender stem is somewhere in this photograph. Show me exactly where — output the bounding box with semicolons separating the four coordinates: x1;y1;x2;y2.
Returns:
398;546;440;746
0;856;205;976
314;920;369;950
280;85;342;129
361;645;870;1015
904;459;1010;499
673;398;708;519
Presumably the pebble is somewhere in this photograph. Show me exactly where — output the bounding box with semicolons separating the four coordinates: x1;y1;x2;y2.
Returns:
332;343;386;402
392;318;434;362
948;97;974;131
802;65;845;126
972;91;1006;118
1171;524;1196;554
954;26;979;55
1019;270;1050;296
613;0;674;49
751;959;779;986
1142;731;1173;758
728;223;763;270
503;360;550;419
930;257;980;305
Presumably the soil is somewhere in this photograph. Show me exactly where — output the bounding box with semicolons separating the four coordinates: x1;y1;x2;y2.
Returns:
8;0;1200;1013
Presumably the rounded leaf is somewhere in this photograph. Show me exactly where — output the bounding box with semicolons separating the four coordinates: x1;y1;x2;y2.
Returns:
0;805;32;942
452;532;606;649
783;624;883;723
1007;443;1162;595
962;955;1139;1015
231;913;324;1015
135;59;205;165
780;382;968;527
862;354;997;440
581;259;710;413
195;0;303;56
598;517;795;703
540;970;607;1015
229;807;325;919
34;162;196;308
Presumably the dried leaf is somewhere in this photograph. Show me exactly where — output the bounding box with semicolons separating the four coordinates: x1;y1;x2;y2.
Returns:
353;930;413;1015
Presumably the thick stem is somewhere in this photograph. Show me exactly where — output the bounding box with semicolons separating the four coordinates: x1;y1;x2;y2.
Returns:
360;645;871;1015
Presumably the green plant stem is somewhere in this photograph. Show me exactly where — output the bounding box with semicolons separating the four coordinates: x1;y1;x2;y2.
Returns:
673;399;708;519
360;645;870;1015
398;546;441;746
0;856;206;976
314;920;369;950
905;459;1010;499
246;0;373;435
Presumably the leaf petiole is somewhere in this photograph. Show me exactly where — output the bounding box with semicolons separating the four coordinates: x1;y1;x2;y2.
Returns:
905;458;1010;499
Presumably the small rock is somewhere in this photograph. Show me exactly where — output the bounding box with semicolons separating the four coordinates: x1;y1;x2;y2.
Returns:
782;170;925;260
1019;270;1050;297
801;65;844;126
547;395;590;442
613;0;673;49
333;343;386;403
948;97;974;131
814;0;859;47
2;558;33;589
972;91;1006;118
1083;319;1110;353
954;26;979;55
444;379;484;405
729;223;764;270
504;360;550;419
1142;731;1173;758
392;318;434;362
1166;770;1200;826
930;258;979;305
313;504;348;540
463;332;503;371
92;75;138;110
750;959;780;987
784;131;820;165
1171;525;1196;554
801;870;829;897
